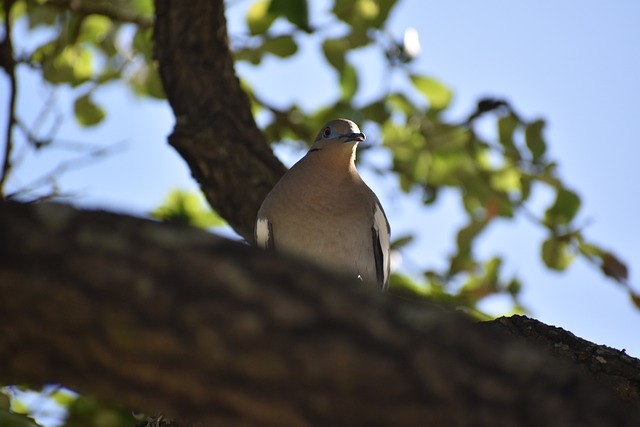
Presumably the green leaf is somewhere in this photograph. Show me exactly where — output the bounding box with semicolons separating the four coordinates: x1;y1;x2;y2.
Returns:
42;45;93;86
322;38;347;71
263;35;298;58
545;188;581;226
387;93;416;116
525;119;546;161
26;1;57;29
361;100;389;123
409;74;452;110
247;0;276;35
78;15;113;45
269;0;309;31
541;236;574;271
497;114;520;160
340;62;358;99
390;234;414;250
51;389;77;407
130;0;153;17
456;217;489;255
133;27;154;62
151;190;225;228
74;93;106;127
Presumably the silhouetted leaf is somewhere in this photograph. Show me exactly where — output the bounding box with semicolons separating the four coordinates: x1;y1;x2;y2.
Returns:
601;252;629;283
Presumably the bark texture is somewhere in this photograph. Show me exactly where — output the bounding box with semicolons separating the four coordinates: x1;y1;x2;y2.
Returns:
154;0;286;242
1;202;640;426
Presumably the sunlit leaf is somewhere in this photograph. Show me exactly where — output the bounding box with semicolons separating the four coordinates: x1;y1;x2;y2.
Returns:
130;0;154;17
51;389;77;408
269;0;309;31
78;15;112;45
490;166;521;193
541;236;574;271
41;45;93;86
544;188;581;226
247;0;275;35
409;74;452;110
151;190;226;228
74;93;106;127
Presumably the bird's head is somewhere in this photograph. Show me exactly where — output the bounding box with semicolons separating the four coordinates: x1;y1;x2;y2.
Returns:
309;119;365;153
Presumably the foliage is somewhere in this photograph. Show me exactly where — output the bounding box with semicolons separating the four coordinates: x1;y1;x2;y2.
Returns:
150;189;226;228
0;0;637;425
1;0;635;311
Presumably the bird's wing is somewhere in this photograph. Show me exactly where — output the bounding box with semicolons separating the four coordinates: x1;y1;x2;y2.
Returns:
372;202;391;290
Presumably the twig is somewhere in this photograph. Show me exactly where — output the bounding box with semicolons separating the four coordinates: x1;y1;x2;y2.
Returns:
0;0;17;198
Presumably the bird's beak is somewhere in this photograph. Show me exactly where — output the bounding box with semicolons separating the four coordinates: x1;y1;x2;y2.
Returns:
343;132;366;142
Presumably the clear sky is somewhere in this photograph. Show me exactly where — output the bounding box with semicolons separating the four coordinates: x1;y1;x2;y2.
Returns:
3;1;639;357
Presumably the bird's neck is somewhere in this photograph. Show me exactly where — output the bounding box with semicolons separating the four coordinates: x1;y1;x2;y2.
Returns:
308;145;358;175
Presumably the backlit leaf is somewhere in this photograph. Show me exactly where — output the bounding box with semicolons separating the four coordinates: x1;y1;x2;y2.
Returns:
74;93;106;127
541;236;574;271
525;119;546;161
269;0;309;31
247;0;275;35
498;114;520;160
545;188;581;226
409;74;452;110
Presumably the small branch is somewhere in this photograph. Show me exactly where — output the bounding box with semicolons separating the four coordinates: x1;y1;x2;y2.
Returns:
0;0;17;198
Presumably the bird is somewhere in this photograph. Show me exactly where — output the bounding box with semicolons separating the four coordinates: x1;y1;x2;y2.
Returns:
255;118;390;290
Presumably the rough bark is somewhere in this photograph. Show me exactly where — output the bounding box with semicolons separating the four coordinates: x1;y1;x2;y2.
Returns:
1;201;640;426
153;0;286;242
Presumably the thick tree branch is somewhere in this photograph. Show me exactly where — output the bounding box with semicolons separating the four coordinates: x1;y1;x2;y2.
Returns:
154;0;286;242
1;202;639;426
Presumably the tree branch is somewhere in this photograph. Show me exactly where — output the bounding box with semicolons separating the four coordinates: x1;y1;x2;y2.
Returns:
154;0;286;242
1;201;639;426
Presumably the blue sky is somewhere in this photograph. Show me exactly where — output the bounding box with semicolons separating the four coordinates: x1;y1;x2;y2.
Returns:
3;0;639;357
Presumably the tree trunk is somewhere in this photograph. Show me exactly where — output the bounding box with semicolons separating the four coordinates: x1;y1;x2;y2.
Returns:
154;0;286;243
1;201;639;426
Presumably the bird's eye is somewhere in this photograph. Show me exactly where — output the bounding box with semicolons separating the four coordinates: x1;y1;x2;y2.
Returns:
323;127;331;138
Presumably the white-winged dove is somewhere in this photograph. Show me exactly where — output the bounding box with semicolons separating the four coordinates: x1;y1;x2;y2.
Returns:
256;118;391;290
